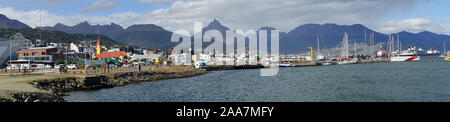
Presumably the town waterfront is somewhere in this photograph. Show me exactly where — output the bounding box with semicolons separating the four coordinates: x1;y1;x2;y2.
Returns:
65;56;450;102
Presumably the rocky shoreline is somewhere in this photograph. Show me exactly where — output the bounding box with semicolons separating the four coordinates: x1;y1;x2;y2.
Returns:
0;66;207;102
0;91;65;102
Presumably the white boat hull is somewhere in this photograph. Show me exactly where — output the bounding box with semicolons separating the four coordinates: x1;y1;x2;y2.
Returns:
279;64;295;67
337;60;357;65
390;56;420;62
321;62;332;66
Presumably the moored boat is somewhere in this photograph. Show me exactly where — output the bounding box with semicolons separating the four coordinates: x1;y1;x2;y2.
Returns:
390;49;420;62
337;58;358;64
336;32;358;65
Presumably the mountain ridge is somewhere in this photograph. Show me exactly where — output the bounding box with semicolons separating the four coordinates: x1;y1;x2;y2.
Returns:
1;13;448;52
0;14;31;29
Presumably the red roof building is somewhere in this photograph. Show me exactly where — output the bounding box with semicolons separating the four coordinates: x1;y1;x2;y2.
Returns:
96;51;126;59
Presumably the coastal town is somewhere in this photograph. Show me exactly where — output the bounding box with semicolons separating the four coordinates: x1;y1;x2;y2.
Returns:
1;28;449;102
3;31;449;73
0;0;449;103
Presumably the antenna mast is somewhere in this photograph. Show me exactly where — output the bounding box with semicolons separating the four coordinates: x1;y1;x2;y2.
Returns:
40;9;42;40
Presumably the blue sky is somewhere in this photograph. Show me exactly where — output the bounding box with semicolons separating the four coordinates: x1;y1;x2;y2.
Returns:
0;0;449;34
1;0;172;15
388;0;450;25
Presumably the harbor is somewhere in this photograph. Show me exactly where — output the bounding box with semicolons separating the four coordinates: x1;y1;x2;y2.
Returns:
0;6;449;102
0;30;449;102
65;56;450;102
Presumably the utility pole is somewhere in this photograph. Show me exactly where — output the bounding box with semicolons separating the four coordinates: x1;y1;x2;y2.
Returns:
8;26;12;76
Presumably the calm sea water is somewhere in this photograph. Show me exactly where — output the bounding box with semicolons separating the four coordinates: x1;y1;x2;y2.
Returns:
65;56;450;102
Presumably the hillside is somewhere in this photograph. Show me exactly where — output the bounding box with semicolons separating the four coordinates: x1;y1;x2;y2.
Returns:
37;21;124;40
0;14;31;29
0;28;122;47
116;24;175;50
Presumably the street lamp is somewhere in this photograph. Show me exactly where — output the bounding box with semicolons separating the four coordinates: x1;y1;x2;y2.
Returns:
9;34;12;76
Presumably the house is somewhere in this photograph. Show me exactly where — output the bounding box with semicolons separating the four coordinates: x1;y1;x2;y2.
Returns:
170;53;191;65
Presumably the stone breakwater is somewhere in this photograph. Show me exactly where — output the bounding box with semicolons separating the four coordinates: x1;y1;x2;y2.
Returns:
0;90;65;102
0;66;207;102
32;69;207;95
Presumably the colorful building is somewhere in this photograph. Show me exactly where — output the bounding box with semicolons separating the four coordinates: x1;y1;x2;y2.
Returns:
17;46;61;64
96;36;101;55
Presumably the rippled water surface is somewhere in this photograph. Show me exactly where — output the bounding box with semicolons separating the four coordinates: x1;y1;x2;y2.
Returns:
65;56;450;102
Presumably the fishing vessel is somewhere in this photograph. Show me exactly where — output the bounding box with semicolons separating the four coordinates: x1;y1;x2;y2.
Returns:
390;47;420;62
337;32;358;65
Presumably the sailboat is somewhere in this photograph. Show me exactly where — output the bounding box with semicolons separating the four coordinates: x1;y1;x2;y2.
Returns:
444;41;450;61
337;32;358;65
439;41;446;58
316;36;332;65
316;36;325;61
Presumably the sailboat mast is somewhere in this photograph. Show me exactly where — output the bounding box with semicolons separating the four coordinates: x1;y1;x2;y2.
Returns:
370;32;374;57
354;40;357;56
345;32;349;58
317;36;320;56
386;34;392;55
444;41;446;53
364;30;367;56
397;33;400;51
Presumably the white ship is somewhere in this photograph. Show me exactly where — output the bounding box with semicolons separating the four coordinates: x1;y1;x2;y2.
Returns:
426;48;440;56
390;48;420;62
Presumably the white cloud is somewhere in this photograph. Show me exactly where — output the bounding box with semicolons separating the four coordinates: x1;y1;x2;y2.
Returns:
4;0;450;35
137;0;173;4
82;0;118;12
378;18;450;35
0;5;142;28
133;0;422;32
41;0;70;4
0;6;67;27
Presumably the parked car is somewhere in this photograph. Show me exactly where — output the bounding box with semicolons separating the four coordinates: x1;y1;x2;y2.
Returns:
108;64;118;68
194;61;208;69
44;65;53;69
122;64;132;67
67;64;78;69
54;64;63;69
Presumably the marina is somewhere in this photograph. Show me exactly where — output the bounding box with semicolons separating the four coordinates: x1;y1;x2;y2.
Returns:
65;56;450;102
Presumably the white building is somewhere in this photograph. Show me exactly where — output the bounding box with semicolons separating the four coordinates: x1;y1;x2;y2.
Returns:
171;53;191;65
